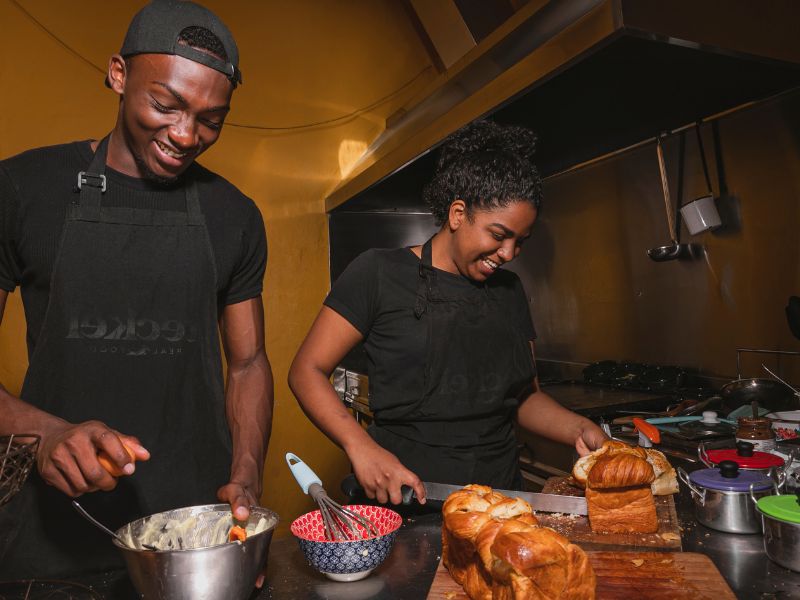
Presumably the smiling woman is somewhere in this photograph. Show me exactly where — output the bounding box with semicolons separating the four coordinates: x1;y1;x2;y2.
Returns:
288;120;608;506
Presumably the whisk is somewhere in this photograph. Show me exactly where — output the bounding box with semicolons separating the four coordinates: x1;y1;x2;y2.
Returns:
286;453;379;541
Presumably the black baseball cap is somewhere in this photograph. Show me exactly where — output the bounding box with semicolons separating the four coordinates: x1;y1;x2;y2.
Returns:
108;0;242;87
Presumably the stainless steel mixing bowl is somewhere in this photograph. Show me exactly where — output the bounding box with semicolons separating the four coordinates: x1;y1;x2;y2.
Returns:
113;503;278;600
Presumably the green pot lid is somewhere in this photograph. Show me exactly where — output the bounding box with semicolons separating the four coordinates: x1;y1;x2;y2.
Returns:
757;495;800;524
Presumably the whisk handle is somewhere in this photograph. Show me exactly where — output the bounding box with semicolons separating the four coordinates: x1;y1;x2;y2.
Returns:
286;453;322;494
340;474;415;505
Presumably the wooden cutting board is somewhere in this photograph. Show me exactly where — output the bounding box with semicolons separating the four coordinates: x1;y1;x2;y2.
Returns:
536;476;681;551
426;551;734;599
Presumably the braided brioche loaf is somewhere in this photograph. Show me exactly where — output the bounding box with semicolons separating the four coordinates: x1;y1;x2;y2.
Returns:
442;484;596;599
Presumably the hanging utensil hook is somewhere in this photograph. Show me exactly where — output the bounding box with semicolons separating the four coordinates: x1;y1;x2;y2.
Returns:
694;121;714;198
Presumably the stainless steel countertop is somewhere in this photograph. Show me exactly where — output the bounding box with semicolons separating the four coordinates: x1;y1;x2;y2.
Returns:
257;497;800;600
674;486;800;599
28;495;800;599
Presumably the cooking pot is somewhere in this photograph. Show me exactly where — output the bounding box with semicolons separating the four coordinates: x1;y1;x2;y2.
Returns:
720;378;794;415
698;441;787;480
678;461;774;533
750;485;800;572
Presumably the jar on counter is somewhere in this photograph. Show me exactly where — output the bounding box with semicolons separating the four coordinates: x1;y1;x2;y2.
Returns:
736;416;777;452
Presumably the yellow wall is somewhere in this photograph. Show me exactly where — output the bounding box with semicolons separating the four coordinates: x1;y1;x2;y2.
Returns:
0;0;434;534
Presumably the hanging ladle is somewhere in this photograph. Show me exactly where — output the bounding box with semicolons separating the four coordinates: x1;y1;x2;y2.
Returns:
72;499;157;551
647;136;691;262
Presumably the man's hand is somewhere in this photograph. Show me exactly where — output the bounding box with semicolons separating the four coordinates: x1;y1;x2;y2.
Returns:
217;480;259;523
37;420;149;496
217;480;264;585
350;445;426;505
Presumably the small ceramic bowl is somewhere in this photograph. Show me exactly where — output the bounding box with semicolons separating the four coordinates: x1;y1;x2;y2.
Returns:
291;505;402;582
768;411;800;441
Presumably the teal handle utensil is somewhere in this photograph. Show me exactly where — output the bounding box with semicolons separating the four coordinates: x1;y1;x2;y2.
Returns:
286;453;322;494
645;416;736;425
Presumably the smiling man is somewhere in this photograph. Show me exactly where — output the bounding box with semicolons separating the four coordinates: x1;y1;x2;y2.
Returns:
0;0;273;581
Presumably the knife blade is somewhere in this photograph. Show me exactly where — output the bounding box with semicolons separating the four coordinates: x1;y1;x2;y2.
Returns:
418;481;588;515
339;475;587;515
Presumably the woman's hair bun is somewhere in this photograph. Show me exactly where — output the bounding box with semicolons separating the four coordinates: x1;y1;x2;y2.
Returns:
435;120;538;174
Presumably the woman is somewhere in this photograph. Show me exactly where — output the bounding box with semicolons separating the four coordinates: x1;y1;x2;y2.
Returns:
289;121;607;505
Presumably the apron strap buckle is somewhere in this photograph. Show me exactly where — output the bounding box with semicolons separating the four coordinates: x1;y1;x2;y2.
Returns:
77;171;107;193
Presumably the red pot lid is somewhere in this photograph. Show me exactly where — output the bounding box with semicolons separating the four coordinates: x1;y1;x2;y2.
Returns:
706;448;784;468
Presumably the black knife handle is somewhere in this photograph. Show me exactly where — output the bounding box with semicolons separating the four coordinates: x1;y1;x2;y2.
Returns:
341;473;362;499
340;474;415;505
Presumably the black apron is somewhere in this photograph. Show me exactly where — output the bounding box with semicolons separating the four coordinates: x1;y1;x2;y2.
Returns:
368;239;536;490
0;137;231;578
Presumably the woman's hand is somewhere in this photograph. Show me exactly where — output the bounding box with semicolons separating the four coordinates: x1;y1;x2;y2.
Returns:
350;444;426;505
574;423;609;457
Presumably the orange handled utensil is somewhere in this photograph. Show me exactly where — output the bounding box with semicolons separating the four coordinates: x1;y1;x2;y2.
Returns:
632;417;661;446
97;443;136;477
228;525;247;542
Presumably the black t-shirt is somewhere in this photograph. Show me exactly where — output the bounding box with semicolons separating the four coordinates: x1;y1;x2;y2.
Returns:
0;141;266;359
324;247;536;422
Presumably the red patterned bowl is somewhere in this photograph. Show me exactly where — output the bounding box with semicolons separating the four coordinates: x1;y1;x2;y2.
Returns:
290;505;402;582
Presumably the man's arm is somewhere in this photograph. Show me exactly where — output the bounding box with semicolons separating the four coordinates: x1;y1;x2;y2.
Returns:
0;289;149;495
216;296;273;521
516;342;608;456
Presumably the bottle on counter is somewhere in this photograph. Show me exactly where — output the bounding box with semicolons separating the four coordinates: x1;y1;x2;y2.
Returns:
736;416;777;452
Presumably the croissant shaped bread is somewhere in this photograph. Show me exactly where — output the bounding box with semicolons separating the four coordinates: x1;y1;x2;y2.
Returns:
442;484;596;599
574;441;670;534
572;440;678;496
587;453;655;489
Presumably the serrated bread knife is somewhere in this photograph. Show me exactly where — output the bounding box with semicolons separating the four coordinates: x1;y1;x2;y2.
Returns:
341;475;588;515
416;481;588;515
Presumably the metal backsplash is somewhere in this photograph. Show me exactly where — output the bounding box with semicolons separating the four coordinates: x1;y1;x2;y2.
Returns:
508;90;800;384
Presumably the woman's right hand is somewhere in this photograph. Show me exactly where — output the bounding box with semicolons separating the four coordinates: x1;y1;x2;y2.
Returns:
350;444;426;505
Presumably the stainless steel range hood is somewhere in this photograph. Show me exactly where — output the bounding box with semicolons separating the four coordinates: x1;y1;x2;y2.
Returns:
327;0;800;212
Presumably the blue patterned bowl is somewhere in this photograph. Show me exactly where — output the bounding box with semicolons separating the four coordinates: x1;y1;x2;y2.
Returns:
291;505;402;582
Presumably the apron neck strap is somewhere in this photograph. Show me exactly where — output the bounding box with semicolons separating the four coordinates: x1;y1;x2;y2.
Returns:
420;237;434;269
414;237;437;318
76;136;203;225
78;136;110;208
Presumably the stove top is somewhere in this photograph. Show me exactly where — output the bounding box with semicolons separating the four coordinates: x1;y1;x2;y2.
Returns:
540;381;674;417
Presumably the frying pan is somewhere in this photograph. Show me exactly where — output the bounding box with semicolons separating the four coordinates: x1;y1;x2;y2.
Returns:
719;378;794;416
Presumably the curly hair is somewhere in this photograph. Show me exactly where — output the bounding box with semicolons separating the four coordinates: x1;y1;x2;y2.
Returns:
177;26;228;61
423;120;542;226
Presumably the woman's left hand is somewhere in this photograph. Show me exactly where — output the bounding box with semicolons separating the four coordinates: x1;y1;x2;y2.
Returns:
574;423;609;457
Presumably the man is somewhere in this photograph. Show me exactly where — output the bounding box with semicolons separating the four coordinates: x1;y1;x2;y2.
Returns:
0;0;273;581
